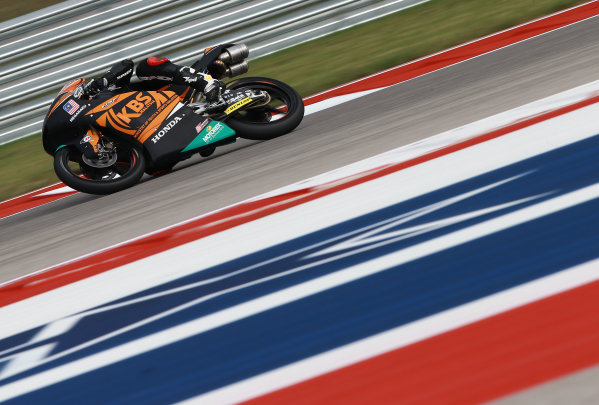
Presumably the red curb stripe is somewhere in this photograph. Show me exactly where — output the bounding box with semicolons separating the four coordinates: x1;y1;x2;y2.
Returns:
244;279;599;405
304;0;599;106
0;183;75;220
1;88;598;308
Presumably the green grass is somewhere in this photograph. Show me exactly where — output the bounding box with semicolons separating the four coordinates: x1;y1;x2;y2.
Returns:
0;0;588;201
245;0;589;98
0;135;57;200
0;0;66;22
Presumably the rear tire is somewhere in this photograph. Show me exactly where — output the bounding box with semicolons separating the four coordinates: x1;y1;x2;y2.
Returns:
225;77;304;140
54;143;145;195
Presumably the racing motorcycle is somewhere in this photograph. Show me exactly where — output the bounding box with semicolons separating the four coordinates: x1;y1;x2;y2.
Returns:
42;43;304;195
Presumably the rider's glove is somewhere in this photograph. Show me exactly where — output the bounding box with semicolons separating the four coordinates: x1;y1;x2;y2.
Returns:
83;78;108;98
204;79;225;103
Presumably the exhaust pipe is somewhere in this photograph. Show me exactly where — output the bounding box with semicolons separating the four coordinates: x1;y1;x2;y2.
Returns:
218;43;250;64
225;61;249;78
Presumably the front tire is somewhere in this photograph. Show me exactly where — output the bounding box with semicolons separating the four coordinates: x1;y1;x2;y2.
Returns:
225;77;304;140
54;143;145;195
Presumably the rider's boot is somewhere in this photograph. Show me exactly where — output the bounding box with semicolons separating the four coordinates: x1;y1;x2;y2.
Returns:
203;79;225;103
177;66;225;103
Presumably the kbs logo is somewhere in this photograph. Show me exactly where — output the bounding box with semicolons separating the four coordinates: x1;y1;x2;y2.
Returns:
90;91;179;138
116;93;153;124
152;116;182;143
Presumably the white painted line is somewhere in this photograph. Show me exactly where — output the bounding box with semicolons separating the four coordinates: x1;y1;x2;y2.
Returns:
35;186;76;197
304;89;381;116
254;79;599;200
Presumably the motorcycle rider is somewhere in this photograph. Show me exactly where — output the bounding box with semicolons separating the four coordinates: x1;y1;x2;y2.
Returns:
81;57;225;101
49;57;225;166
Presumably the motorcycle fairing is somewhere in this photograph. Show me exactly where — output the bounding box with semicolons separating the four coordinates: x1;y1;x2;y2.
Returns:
181;120;236;152
46;78;86;118
43;92;92;155
142;106;235;169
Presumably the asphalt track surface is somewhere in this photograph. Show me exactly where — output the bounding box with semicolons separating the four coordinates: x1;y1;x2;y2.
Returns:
1;13;599;403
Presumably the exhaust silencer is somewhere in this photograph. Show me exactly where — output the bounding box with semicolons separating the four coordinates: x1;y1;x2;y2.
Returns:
218;43;250;64
226;61;249;78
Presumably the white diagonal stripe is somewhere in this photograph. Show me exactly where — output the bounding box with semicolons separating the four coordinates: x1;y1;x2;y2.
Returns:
185;257;599;404
0;182;597;402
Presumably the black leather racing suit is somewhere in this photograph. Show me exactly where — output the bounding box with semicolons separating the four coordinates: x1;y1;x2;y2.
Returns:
83;57;222;99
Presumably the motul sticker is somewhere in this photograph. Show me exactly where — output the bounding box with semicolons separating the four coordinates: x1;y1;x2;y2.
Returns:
195;119;209;133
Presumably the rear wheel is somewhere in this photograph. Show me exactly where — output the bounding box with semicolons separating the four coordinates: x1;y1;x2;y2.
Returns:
54;140;145;195
225;77;304;140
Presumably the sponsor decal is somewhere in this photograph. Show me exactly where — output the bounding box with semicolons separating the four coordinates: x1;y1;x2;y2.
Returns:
226;92;247;104
224;97;252;115
73;86;84;98
134;93;179;140
69;104;87;122
102;97;119;108
151;116;182;143
183;76;198;84
63;100;80;115
195;119;209;134
117;69;133;80
202;122;223;143
79;130;99;152
139;75;173;81
95;92;158;137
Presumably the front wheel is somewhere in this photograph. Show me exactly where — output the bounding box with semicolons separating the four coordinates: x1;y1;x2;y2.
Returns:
54;140;145;195
225;77;304;140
